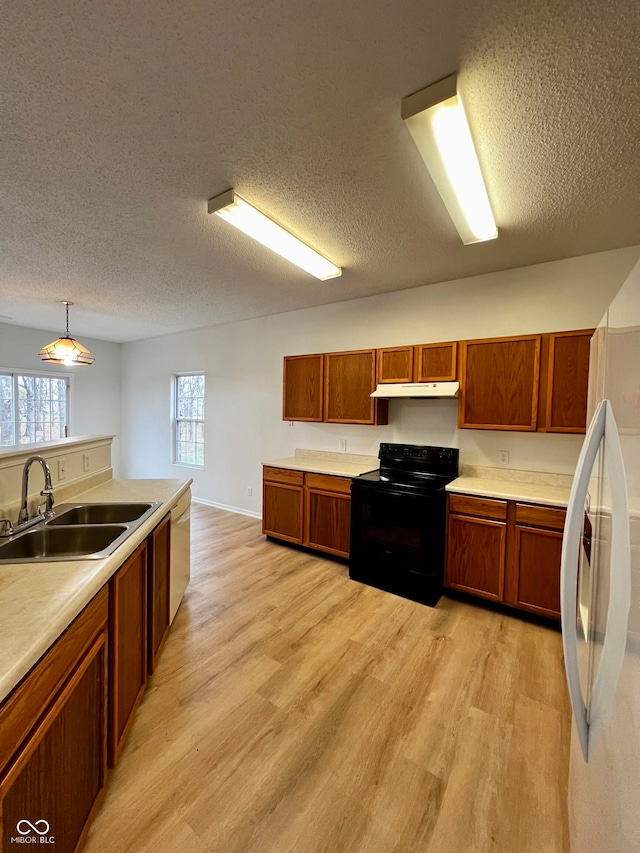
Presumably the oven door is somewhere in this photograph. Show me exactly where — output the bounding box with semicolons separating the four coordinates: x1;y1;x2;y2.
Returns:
349;482;446;605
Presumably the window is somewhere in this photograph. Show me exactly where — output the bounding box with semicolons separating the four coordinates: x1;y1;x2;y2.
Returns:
174;374;205;467
0;372;69;447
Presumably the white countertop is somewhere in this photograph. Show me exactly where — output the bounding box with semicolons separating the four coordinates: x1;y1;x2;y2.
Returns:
446;465;573;508
0;477;191;703
264;448;379;479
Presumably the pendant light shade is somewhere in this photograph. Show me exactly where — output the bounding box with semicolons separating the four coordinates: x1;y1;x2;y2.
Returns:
39;302;95;366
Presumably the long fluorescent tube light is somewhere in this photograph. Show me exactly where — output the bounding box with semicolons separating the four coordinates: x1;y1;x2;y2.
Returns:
402;74;497;245
207;189;342;280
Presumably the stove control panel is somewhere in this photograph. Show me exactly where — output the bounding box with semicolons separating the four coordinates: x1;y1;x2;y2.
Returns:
378;443;459;475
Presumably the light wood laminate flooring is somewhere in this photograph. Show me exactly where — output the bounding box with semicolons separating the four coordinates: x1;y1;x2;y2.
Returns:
85;504;570;853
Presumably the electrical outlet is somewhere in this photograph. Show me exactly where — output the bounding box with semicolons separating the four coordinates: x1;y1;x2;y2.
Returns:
83;452;90;472
498;450;510;467
339;439;347;452
247;487;252;496
58;459;66;480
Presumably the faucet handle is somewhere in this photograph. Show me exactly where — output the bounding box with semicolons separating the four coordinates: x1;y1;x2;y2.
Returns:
0;519;14;537
40;488;55;518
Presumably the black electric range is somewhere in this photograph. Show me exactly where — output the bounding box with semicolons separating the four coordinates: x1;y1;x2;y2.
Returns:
349;442;459;606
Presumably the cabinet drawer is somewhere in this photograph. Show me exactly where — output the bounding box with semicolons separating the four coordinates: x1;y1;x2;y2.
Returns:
263;466;304;486
305;473;352;494
448;493;508;521
515;503;566;531
0;587;109;776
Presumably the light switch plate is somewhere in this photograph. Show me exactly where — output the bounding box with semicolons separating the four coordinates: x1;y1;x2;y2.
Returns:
83;453;90;472
58;459;66;480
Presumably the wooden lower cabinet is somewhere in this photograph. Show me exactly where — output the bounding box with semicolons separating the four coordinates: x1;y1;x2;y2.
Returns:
109;541;148;767
0;590;108;853
263;467;352;557
262;468;304;543
148;513;171;675
446;494;564;619
446;514;506;601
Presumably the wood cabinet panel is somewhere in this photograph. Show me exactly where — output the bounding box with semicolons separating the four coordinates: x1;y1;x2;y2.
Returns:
511;526;562;618
458;335;541;430
324;350;388;425
283;354;324;422
514;503;566;531
304;489;351;557
0;631;107;853
263;466;304;486
448;493;507;521
377;346;414;383
0;588;108;777
262;482;304;543
109;541;148;767
415;342;457;381
446;515;506;601
304;473;352;494
540;330;594;433
148;513;171;676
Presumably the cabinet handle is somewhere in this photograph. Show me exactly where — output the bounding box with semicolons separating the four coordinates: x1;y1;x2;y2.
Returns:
560;400;631;761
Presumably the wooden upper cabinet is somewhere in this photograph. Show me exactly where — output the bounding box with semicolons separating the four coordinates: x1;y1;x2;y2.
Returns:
539;330;594;433
377;346;414;383
324;350;388;425
283;354;324;421
458;335;541;430
415;342;457;381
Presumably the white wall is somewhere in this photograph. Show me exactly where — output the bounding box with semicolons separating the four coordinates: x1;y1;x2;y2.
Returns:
0;323;123;475
121;246;640;515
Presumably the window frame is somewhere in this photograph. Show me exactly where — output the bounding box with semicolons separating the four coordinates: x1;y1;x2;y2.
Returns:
172;372;205;469
0;368;73;448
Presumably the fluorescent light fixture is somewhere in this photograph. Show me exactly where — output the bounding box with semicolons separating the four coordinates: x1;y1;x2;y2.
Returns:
402;74;497;245
39;301;94;366
207;189;342;280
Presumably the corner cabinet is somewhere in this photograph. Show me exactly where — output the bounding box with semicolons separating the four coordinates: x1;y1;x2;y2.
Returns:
445;493;564;619
538;329;594;433
0;590;109;852
324;349;388;425
263;467;352;557
458;335;541;431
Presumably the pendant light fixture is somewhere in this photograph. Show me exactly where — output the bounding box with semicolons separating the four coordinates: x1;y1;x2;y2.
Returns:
39;301;95;366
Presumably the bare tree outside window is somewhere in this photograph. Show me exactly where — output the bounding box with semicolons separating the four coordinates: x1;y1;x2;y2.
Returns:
175;374;205;466
0;373;69;446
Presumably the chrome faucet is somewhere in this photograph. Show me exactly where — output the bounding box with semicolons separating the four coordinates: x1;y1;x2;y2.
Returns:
18;455;55;523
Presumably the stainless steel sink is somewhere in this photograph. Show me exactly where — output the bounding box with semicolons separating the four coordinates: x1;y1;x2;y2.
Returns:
0;525;129;563
46;502;158;526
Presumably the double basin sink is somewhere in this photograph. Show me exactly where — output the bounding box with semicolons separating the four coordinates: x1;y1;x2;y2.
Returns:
0;502;162;564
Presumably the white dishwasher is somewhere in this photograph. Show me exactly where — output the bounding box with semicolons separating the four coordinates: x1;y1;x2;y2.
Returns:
169;488;191;623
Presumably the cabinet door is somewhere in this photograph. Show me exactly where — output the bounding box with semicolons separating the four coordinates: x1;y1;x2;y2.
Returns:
324;350;388;425
148;513;171;676
511;525;562;618
0;631;107;852
262;481;304;543
445;514;506;601
458;335;541;430
109;541;148;767
539;330;594;433
283;354;324;421
415;342;457;381
304;487;351;557
377;346;414;383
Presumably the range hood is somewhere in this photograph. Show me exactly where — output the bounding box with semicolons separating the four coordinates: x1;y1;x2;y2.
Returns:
371;381;460;399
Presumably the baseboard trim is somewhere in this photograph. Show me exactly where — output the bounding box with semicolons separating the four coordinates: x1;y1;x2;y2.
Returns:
192;497;261;520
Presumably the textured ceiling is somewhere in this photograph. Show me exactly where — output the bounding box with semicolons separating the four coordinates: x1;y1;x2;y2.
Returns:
1;0;639;342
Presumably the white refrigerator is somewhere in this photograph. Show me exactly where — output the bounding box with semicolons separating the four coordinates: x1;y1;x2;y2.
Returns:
560;258;640;852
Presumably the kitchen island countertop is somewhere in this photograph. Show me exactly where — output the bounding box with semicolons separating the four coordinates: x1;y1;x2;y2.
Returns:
0;476;191;704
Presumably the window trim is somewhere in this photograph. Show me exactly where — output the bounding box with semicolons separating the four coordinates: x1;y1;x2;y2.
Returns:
172;372;205;469
0;367;73;449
